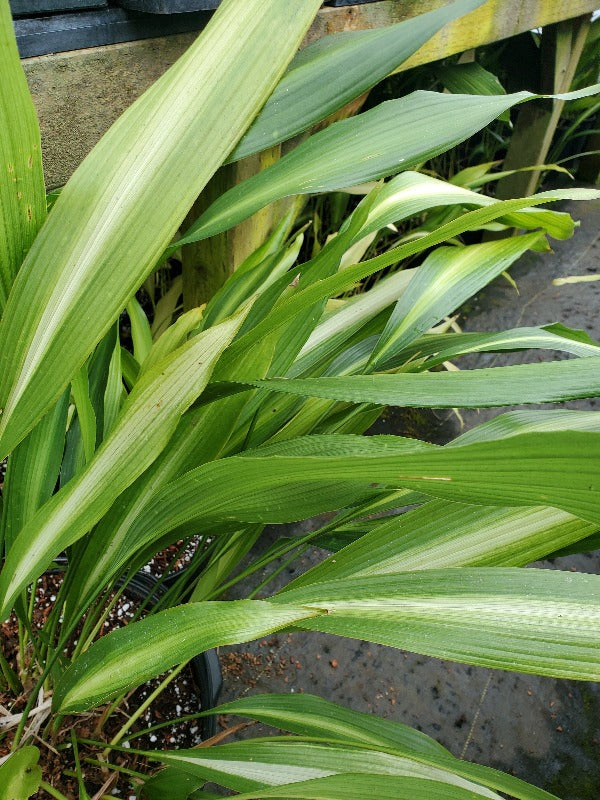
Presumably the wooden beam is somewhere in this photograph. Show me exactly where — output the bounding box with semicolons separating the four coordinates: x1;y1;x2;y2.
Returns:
310;0;598;70
496;14;592;199
181;147;280;308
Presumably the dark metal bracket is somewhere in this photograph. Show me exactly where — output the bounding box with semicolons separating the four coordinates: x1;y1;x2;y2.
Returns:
13;0;381;59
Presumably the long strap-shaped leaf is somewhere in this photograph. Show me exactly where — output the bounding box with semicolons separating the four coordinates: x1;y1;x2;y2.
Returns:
76;429;600;576
211;693;449;758
212;355;600;408
229;774;544;800
55;567;600;714
150;740;502;799
390;326;600;373
219;188;600;366
277;569;600;680
54;600;322;712
287;502;596;588
356;171;575;242
0;310;246;617
150;736;554;800
0;390;69;553
367;233;543;368
177;87;600;245
193;694;556;800
0;1;46;313
0;0;322;460
65;333;277;620
227;0;486;162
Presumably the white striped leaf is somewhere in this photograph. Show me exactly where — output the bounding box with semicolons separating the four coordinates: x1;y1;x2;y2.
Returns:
151;740;501;799
287;502;596;588
276;568;600;680
54;601;321;712
199;694;555;800
209;693;447;757
178;89;600;246
0;310;246;617
349;172;575;243
56;568;600;710
368;233;542;367
0;0;322;461
394;326;600;372
220;189;600;366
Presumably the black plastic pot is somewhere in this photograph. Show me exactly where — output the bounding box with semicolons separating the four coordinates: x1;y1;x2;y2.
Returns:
122;571;222;741
47;562;222;740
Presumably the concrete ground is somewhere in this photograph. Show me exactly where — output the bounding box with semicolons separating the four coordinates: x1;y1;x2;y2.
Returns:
218;196;600;799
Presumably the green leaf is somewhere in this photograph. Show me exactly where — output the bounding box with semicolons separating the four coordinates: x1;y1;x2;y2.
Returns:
0;391;68;553
369;234;542;367
228;0;487;162
221;188;600;365
178;91;531;246
0;0;323;460
70;363;97;465
54;601;322;712
276;568;600;680
292;268;415;376
203;694;558;800
356;172;575;244
102;331;123;439
120;347;140;389
127;295;154;366
208;693;447;758
451;408;600;446
288;501;596;588
61;327;118;484
434;62;506;97
141;768;205;800
150;276;183;340
0;2;46;314
230;774;538;800
0;310;247;617
141;307;204;376
177;90;599;246
396;326;600;371
0;747;42;800
248;356;600;409
67;334;276;618
106;429;600;571
200;204;300;329
152;740;501;798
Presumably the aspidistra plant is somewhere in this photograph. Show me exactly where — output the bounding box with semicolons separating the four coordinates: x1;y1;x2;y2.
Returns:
1;0;600;796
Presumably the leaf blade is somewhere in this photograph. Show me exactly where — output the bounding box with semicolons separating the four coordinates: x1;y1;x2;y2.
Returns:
277;568;600;680
0;0;322;459
228;0;486;162
0;2;46;313
0;310;246;615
